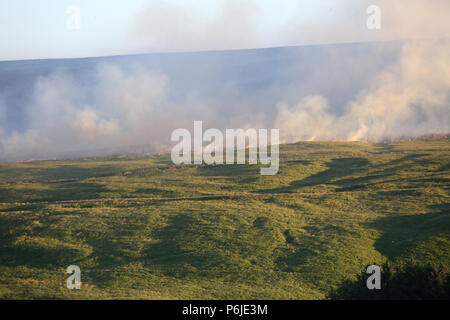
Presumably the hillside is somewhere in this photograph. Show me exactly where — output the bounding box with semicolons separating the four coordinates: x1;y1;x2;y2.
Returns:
0;138;449;299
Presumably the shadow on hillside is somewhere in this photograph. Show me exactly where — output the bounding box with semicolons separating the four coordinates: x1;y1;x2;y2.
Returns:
0;187;21;203
33;164;122;180
329;262;450;300
437;162;450;172
258;157;369;193
371;143;395;153
368;204;450;260
335;153;429;191
376;153;428;168
132;187;176;197
0;242;89;268
275;232;318;272
0;212;92;268
0;181;110;204
195;164;260;184
284;160;312;166
143;213;284;278
275;224;358;273
0;164;121;183
258;153;433;194
143;214;228;276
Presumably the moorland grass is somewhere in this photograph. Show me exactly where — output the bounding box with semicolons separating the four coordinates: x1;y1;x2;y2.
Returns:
0;138;448;299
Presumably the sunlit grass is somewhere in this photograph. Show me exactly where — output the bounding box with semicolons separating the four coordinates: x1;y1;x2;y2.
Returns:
0;138;448;299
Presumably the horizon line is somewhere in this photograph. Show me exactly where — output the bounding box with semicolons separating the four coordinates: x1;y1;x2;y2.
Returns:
0;38;416;64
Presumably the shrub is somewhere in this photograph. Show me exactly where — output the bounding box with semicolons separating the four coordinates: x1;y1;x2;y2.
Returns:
330;261;450;300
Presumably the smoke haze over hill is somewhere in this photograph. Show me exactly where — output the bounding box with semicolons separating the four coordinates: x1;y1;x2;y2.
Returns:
1;0;449;160
0;39;449;161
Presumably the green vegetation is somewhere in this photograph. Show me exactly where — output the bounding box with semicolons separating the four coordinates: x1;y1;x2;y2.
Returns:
0;138;448;299
330;261;449;299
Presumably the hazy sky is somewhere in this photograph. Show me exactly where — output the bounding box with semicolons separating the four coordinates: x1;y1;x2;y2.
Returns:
0;0;432;61
0;0;147;60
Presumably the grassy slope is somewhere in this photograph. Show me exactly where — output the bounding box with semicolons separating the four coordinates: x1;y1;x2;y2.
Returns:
0;138;448;299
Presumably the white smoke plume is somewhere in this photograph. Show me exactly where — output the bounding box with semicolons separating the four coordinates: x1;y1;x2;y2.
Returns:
129;0;450;52
275;40;450;143
0;39;449;161
0;65;213;160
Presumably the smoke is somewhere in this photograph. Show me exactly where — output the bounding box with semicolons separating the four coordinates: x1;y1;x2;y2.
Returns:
0;64;204;160
0;39;449;161
275;40;450;143
0;1;449;160
272;0;450;143
0;61;269;160
130;0;263;52
129;0;450;52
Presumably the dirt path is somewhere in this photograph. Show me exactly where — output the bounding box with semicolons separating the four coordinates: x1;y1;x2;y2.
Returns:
0;188;423;207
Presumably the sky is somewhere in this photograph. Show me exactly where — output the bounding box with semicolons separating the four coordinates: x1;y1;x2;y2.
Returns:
3;0;448;61
0;0;148;60
0;0;319;60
